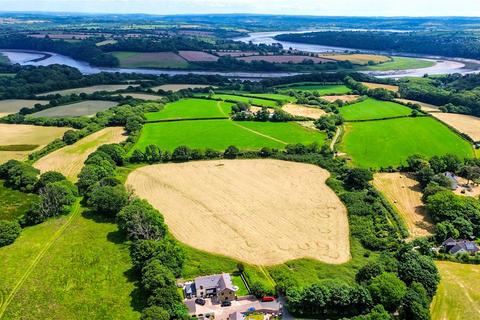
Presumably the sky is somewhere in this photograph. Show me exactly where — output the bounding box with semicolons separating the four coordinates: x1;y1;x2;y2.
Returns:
0;0;479;17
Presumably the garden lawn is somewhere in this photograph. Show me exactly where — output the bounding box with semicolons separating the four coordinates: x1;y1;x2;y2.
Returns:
0;180;37;221
145;99;232;121
213;94;279;107
133;120;325;152
279;84;351;95
340;117;474;169
339;98;413;121
0;207;141;319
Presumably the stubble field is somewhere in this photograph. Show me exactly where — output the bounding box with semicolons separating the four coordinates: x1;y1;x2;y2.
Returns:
281;104;326;119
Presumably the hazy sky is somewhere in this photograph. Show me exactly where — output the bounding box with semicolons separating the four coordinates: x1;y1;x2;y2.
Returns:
0;0;479;16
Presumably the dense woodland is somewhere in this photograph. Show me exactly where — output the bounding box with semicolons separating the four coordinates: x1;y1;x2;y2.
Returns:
276;31;480;60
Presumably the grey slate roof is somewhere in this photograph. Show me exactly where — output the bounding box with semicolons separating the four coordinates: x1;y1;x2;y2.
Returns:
442;238;479;254
195;273;236;292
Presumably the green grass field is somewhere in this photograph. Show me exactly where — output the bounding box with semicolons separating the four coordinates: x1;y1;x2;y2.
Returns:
431;261;480;320
145;99;232;121
339;98;413;121
0;180;37;221
243;93;296;102
30;100;118;118
0;204;141;319
279;84;352;95
133;119;326;152
112;51;189;69
340;117;474;168
363;57;435;71
212;94;279;107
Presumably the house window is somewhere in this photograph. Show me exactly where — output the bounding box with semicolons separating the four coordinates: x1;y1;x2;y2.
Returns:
200;286;203;290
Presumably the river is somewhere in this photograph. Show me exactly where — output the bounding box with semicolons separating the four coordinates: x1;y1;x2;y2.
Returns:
1;30;479;79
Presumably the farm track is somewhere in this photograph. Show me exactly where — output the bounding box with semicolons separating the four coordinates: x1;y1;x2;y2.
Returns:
0;200;81;318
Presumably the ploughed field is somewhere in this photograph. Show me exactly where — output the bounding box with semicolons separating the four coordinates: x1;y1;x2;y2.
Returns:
133;119;326;152
339;98;413;121
30;100;118;118
0;124;69;164
126;159;350;265
0;99;47;117
144;99;233;121
34;127;127;181
340;117;474;169
431;261;480;320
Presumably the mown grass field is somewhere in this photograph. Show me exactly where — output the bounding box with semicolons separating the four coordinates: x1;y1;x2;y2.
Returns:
0;180;37;221
144;99;232;121
112;51;189;69
431;261;480;320
30;100;118;118
212;94;279;107
339;98;413;121
40;84;135;96
340;117;474;168
244;93;296;102
133;119;326;152
0;205;141;319
279;84;352;95
363;57;435;71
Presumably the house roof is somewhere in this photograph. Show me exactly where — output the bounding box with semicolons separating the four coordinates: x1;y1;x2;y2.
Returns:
443;239;480;254
195;273;236;292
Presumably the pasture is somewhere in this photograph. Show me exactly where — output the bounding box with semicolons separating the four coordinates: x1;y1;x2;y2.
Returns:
242;93;296;102
144;99;232;121
212;94;279;107
30;100;118;118
363;57;435;71
322;53;391;65
339;98;413;121
133;119;326;152
431;261;480;320
41;84;134;96
431;112;480;142
126;159;350;265
0;180;37;221
152;84;212;92
373;173;433;238
361;82;399;92
0;205;140;319
279;84;352;95
0;99;47;117
340;117;474;168
112;51;189;68
34;127;126;181
119;93;163;101
282;104;326;120
395;99;441;113
0;124;69;164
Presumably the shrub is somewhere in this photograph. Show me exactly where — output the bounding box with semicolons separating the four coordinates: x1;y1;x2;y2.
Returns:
141;306;170;320
224;145;240;159
35;171;67;191
0;220;22;247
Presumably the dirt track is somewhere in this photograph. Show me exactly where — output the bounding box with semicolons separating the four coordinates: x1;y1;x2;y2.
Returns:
34;127;126;181
431;112;480;141
127;159;351;265
373;172;434;238
281;104;326;119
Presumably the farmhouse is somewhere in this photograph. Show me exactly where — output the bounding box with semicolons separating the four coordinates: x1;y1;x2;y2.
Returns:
185;273;238;302
441;238;480;255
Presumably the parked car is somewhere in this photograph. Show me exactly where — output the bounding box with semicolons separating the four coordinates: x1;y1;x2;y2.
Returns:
195;298;206;305
221;301;232;307
261;296;275;302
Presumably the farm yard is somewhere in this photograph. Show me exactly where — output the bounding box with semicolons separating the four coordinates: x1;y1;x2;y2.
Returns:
40;84;134;96
281;103;326;119
361;82;399;92
126;159;350;265
0;99;47;117
237;55;334;64
178;50;219;62
30;100;118;117
0;124;69;164
112;51;189;68
430;112;480;141
431;261;480;320
133;119;326;152
144;99;232;121
373;173;433;238
339;98;413;121
340;117;474;168
34;127;127;181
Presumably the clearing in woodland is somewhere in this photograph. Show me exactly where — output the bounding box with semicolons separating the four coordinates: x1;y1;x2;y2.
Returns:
34;127;126;181
431;261;480;320
373;173;433;238
126;159;350;265
281;104;326;119
0;124;69;164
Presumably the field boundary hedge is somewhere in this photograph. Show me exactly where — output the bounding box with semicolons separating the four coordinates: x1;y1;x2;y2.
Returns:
343;114;428;123
144;116;229;124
